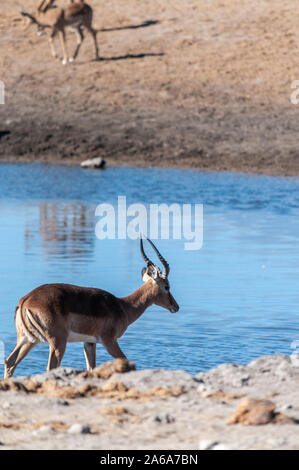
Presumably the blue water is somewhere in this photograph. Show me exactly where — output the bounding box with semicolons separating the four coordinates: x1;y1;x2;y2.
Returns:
0;163;298;376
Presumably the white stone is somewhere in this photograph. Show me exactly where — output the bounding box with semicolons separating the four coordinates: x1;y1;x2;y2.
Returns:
199;440;219;450
68;423;91;434
80;157;106;169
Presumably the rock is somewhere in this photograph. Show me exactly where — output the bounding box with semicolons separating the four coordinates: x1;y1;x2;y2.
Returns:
101;380;128;392
227;397;298;425
195;354;299;398
196;363;250;390
206;390;244;401
199;440;219;450
154;413;175;424
213;444;229;450
68;423;91;434
279;404;293;411
98;405;128;416
227;398;276;425
55;398;69;406
267;438;286;448
273;413;297;425
88;358;136;380
32;425;53;436
80;157;106;170
41;367;83;382
1;401;12;409
248;355;291;373
241;375;250;385
112;368;196;393
0;379;28;393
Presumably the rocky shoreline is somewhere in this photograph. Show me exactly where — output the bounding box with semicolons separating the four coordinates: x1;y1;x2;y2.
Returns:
0;354;298;450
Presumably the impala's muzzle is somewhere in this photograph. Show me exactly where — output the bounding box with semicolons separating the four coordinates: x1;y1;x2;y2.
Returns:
169;295;179;314
170;305;179;314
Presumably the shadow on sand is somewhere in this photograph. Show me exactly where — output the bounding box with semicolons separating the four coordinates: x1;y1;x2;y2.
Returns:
99;20;160;33
93;52;164;62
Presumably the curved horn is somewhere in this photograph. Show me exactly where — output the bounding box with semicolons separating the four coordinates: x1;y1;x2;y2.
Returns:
38;0;47;12
140;235;153;266
145;237;170;278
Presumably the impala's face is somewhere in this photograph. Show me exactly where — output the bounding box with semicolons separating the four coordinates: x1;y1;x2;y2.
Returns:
142;266;179;314
155;278;179;314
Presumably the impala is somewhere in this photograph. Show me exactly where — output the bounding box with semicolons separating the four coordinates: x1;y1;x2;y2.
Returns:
4;237;179;378
21;0;100;64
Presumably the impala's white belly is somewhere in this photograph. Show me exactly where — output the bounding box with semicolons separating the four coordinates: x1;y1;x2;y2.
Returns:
67;331;101;343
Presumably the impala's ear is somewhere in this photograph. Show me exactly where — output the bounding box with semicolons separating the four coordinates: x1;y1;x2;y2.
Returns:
142;265;159;282
141;267;147;278
147;265;159;279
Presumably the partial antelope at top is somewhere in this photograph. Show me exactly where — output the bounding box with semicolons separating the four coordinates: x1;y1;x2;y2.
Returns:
21;0;100;64
4;236;179;378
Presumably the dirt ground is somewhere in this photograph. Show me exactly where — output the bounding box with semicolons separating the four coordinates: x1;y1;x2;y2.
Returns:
1;0;299;175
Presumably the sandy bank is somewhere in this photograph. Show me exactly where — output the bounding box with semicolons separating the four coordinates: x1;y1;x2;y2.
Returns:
0;355;298;450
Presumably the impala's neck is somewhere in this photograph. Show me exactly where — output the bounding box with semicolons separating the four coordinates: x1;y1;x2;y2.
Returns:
37;11;56;26
23;11;52;28
120;280;158;326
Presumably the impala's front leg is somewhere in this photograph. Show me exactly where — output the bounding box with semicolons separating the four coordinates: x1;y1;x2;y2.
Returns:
83;342;96;370
48;27;59;59
47;337;66;370
102;336;127;360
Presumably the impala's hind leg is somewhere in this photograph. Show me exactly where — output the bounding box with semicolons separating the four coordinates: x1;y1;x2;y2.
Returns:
83;342;96;371
4;336;37;378
86;26;100;60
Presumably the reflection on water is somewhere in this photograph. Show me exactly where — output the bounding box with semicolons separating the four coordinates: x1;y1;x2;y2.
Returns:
0;163;298;377
25;203;95;259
